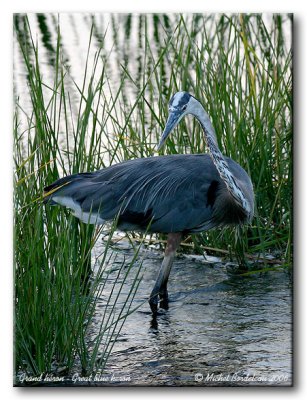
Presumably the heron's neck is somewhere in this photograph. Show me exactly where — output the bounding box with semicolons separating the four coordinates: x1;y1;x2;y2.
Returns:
192;106;251;217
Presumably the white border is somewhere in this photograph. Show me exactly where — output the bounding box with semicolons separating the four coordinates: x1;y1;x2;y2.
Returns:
2;1;305;399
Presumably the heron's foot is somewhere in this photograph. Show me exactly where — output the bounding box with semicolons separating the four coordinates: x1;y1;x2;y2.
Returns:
149;295;158;315
148;288;169;314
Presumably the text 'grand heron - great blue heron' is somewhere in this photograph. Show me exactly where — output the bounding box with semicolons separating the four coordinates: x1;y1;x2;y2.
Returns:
43;91;254;314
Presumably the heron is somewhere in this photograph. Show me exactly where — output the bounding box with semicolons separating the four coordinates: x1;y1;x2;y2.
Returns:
44;91;254;314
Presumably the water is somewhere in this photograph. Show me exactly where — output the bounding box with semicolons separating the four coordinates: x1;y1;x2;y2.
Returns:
89;239;292;387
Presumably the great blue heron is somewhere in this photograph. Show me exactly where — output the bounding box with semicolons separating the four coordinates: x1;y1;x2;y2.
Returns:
44;91;254;314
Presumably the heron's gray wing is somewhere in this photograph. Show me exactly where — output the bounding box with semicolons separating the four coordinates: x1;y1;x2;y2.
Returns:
96;154;223;232
44;154;224;233
114;155;223;233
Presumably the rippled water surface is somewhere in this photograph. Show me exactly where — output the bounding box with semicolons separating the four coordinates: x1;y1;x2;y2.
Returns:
89;240;292;387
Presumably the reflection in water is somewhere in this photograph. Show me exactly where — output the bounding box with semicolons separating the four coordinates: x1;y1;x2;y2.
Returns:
92;242;292;386
36;14;55;65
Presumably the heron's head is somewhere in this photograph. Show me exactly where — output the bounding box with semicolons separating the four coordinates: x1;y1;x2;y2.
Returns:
157;91;202;150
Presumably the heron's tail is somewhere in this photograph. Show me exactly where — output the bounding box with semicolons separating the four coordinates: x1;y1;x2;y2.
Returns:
43;173;91;205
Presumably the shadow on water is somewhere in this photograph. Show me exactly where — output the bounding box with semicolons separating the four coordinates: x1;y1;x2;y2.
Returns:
92;240;292;386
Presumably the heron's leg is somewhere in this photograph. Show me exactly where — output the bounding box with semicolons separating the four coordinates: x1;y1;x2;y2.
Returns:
149;232;182;314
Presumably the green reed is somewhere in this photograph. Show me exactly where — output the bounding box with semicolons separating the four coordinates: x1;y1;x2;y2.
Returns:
14;16;143;381
13;13;292;381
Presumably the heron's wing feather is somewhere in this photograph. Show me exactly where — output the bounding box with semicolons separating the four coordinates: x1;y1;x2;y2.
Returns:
101;155;221;232
44;154;224;232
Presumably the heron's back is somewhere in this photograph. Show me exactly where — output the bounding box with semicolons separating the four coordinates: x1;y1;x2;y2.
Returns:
44;154;253;233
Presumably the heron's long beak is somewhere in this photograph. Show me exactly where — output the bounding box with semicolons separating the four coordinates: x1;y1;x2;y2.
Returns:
157;110;184;150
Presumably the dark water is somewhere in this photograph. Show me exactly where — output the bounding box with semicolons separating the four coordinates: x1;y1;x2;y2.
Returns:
89;239;292;387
